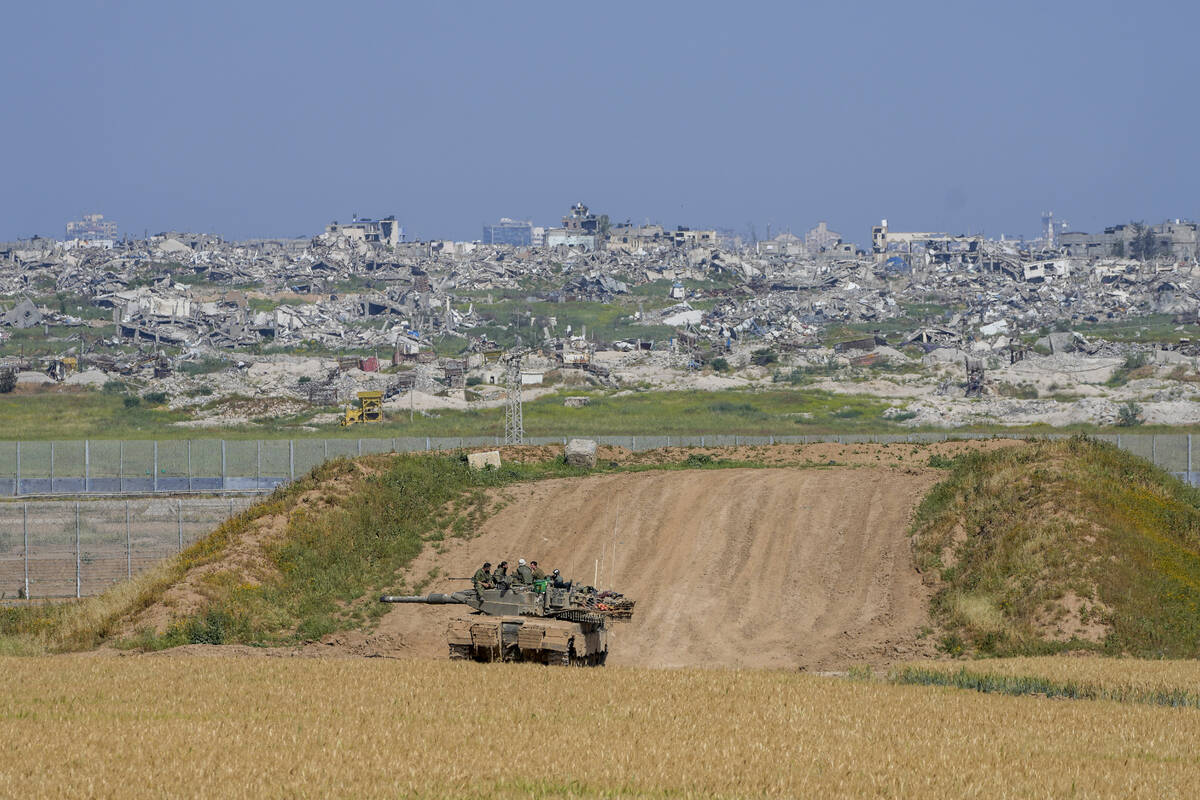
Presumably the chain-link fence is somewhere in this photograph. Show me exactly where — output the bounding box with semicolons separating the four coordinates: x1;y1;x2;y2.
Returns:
0;433;1195;499
0;498;257;599
1;433;1195;599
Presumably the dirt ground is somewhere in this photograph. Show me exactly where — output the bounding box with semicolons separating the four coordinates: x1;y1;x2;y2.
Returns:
122;441;1028;669
345;464;945;671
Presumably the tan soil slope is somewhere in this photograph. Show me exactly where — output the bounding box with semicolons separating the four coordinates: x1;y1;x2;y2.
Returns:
377;467;940;670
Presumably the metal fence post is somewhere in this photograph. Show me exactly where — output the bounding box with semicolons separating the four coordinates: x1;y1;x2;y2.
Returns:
323;439;328;461
256;441;262;491
289;440;295;481
118;441;124;494
125;500;131;580
1151;434;1156;467
14;441;19;496
221;440;226;491
426;437;430;451
178;501;183;553
358;439;362;457
84;439;90;492
187;440;193;493
1189;433;1194;486
153;441;158;493
50;441;55;492
22;502;28;600
75;502;80;599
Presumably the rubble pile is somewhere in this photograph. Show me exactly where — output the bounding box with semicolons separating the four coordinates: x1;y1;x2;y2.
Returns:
1;223;1199;430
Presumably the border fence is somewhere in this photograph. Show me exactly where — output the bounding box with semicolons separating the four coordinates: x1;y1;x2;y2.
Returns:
0;433;1195;497
0;433;1194;600
0;498;257;600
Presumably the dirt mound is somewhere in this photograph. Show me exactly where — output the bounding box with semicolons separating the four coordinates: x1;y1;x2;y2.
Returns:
112;459;384;639
374;465;941;670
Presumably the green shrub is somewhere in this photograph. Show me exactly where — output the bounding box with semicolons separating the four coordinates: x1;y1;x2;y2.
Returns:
122;396;141;409
1116;402;1143;427
750;349;777;367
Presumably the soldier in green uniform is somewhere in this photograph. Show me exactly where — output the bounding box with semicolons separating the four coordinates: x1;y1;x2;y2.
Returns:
492;561;510;587
530;561;546;582
472;562;493;598
514;559;534;585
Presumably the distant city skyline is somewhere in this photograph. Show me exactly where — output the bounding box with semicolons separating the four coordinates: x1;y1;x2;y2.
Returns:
3;1;1196;246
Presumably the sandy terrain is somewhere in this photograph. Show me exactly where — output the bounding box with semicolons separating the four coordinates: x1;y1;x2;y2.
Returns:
370;466;941;670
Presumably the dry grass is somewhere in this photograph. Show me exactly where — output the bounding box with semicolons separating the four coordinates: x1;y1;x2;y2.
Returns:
2;656;1200;798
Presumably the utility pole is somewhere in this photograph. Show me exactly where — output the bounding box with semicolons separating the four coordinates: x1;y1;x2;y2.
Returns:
504;351;525;445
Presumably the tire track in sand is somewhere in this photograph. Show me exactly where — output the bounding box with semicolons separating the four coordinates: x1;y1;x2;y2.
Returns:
375;467;940;670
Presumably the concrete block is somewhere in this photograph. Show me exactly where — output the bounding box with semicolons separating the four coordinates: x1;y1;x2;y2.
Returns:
565;438;597;468
467;450;502;470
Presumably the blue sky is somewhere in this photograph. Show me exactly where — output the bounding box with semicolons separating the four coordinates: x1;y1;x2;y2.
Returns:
2;0;1196;245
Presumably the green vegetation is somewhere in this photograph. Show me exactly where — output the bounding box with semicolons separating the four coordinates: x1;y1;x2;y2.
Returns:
2;452;785;653
993;381;1039;400
1116;401;1144;427
910;437;1200;658
1106;351;1152;386
0;391;192;437
891;665;1200;709
0;387;910;439
126;454;588;647
1076;314;1183;344
1127;221;1163;262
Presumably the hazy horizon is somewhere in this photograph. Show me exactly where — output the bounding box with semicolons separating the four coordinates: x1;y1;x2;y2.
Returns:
4;0;1197;245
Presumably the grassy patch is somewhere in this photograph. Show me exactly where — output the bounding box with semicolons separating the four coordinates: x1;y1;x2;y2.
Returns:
0;390;193;438
1076;313;1184;344
0;460;357;653
119;454;608;647
910;437;1200;658
891;665;1200;709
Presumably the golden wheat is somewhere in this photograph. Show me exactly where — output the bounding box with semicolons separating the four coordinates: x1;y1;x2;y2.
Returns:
1;656;1199;798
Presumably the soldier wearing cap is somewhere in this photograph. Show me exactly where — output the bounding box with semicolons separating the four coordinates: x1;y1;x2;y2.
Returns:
514;558;534;585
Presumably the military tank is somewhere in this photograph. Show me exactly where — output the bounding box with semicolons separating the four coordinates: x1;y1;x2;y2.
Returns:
380;580;635;666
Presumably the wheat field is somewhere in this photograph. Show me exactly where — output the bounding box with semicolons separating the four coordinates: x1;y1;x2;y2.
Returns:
2;655;1199;798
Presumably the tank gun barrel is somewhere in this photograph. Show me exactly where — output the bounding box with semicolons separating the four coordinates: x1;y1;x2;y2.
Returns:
379;593;466;604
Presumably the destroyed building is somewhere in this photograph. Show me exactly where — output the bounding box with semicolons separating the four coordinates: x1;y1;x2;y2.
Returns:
325;216;404;247
65;213;118;241
482;218;533;246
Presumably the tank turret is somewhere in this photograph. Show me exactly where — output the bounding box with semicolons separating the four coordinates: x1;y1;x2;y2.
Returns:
380;581;635;665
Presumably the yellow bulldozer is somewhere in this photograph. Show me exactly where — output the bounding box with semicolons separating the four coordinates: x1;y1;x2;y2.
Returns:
341;390;383;426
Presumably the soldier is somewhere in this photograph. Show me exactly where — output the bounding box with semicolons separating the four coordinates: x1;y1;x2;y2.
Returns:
492;561;510;587
514;558;533;585
551;568;565;587
471;562;493;595
530;561;546;582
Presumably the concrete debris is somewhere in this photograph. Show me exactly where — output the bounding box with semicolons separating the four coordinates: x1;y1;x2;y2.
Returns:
1;208;1199;430
565;438;598;468
467;451;502;470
